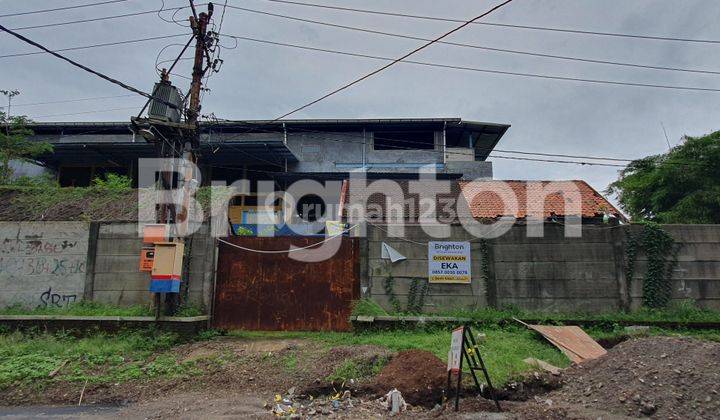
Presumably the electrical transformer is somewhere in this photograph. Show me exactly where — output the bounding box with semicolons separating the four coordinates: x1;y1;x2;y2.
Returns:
148;82;183;123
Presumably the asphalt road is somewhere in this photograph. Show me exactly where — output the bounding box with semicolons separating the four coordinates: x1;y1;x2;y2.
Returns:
0;405;120;419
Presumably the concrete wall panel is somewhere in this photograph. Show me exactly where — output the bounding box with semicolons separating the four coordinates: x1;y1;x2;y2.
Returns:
0;222;89;308
364;223;720;314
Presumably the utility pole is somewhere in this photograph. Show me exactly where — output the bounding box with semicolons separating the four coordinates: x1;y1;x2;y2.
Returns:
134;1;217;316
187;1;213;132
169;1;214;314
176;1;213;229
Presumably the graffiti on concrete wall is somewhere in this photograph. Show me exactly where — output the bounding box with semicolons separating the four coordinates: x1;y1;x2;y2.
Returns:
38;287;77;308
0;222;89;308
0;255;86;276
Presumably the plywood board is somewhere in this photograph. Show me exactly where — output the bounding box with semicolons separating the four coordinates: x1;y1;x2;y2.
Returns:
528;325;607;364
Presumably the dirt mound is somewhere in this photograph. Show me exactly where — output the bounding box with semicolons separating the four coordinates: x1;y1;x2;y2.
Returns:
548;336;720;418
370;350;447;407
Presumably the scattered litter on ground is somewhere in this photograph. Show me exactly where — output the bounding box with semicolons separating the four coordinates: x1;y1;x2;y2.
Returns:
381;388;407;414
7;334;720;419
262;386;423;418
523;358;562;376
370;349;447;407
48;359;69;378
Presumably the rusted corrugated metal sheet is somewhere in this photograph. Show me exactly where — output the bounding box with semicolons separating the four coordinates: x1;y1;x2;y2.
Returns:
213;237;360;331
528;325;607;363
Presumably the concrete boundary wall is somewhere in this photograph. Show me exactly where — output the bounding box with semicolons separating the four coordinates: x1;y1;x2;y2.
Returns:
1;221;718;314
91;222;216;308
0;222;216;310
0;222;90;309
364;224;720;313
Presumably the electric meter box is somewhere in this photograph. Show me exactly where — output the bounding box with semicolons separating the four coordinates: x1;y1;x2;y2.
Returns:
149;242;184;293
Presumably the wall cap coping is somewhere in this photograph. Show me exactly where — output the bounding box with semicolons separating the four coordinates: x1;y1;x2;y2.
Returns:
0;315;210;322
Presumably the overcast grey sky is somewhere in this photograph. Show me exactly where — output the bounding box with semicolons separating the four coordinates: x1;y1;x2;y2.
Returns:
1;0;719;200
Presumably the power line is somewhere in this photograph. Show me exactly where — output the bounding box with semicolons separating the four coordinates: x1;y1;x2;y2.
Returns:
255;0;720;45
158;0;191;27
32;106;140;118
12;94;136;108
269;0;515;121
217;225;355;254
7;3;204;31
0;23;180;110
143;35;197;117
217;0;230;34
493;152;701;168
0;0;131;18
9;9;162;31
491;149;632;162
6;3;717;77
220;33;720;93
226;4;720;76
0;33;189;59
491;154;627;167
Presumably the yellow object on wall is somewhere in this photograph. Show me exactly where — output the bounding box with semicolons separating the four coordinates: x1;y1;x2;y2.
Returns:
149;242;184;293
152;242;184;277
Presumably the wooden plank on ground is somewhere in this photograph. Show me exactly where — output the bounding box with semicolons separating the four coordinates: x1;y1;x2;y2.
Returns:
528;325;607;364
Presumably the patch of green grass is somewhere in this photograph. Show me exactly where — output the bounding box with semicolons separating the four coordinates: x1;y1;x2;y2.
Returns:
589;300;720;323
0;301;207;317
229;326;570;386
281;353;298;373
326;356;388;383
0;353;63;384
0;329;189;389
432;300;720;325
174;305;204;317
0;301;153;317
326;360;362;383
585;325;720;343
196;328;226;341
351;299;389;317
145;354;199;378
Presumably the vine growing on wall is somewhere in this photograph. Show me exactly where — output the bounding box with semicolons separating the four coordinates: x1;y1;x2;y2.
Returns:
625;222;679;308
406;278;419;313
416;279;429;312
384;275;428;314
406;278;429;314
383;275;402;313
478;239;491;287
625;229;639;300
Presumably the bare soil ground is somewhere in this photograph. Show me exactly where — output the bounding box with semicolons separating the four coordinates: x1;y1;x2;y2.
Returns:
2;336;719;419
527;336;720;419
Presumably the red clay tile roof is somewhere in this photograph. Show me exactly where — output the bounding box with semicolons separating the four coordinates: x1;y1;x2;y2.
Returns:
343;179;622;222
458;180;623;220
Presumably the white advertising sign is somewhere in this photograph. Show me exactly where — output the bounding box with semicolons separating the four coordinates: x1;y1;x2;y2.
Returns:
428;241;471;283
447;326;464;372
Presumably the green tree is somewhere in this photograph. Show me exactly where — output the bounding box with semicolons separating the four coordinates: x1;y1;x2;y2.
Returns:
0;112;53;184
607;131;720;223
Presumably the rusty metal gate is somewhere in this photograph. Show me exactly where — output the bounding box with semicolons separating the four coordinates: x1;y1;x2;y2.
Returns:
212;237;360;331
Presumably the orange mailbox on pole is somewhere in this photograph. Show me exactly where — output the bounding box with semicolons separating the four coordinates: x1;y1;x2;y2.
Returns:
139;224;169;273
149;242;184;293
139;247;155;272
